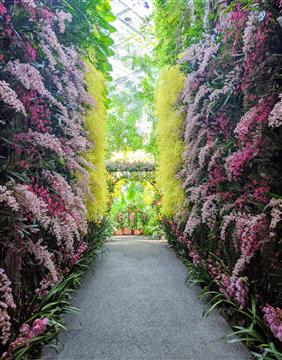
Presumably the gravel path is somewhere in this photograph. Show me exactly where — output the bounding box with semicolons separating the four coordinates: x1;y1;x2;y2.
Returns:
42;236;250;360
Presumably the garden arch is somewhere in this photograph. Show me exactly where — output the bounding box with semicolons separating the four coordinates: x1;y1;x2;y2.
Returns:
106;160;159;236
106;162;156;194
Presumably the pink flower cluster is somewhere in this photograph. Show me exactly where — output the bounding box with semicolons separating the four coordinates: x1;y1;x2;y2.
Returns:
23;40;36;61
234;277;248;308
222;276;248;308
0;3;7;17
226;145;258;179
224;4;248;48
5;61;55;103
0;185;19;211
18;0;36;9
117;212;123;222
30;181;65;217
56;10;72;33
4;317;48;356
15;183;51;230
28;239;59;289
225;97;275;179
201;195;219;229
0;80;26;115
236;214;267;258
268;198;282;238
43;170;87;233
208;112;231;139
184;205;201;236
207;262;248;308
14;130;79;169
268;94;282;128
0;269;16;345
13;176;86;255
21;91;51;132
235;97;274;142
242;11;269;94
262;305;282;342
70;241;88;266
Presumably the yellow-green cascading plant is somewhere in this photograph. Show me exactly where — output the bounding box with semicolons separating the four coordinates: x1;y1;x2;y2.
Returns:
155;66;185;217
83;60;108;220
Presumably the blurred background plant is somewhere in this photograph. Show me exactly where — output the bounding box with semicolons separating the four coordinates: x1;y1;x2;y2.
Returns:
110;180;161;236
106;150;161;236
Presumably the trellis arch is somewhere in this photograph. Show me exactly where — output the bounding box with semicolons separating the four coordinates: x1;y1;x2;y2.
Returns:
106;161;156;194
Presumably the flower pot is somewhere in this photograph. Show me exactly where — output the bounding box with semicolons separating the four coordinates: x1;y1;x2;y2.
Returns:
122;227;132;235
133;229;142;235
115;229;123;235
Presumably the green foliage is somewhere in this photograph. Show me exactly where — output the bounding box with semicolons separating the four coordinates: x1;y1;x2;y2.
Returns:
83;61;108;220
130;54;159;154
106;45;158;155
152;0;207;66
142;207;162;236
110;180;160;235
57;0;116;75
155;66;185;217
106;82;145;155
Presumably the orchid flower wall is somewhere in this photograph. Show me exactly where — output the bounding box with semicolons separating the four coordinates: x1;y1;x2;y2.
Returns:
156;0;282;349
0;0;111;355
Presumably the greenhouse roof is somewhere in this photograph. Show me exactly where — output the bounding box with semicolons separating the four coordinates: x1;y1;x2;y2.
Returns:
110;0;152;82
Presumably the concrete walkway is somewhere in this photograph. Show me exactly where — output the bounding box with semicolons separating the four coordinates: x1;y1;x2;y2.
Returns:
43;236;250;360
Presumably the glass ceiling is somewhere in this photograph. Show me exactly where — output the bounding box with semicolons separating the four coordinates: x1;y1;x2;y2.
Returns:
110;0;153;82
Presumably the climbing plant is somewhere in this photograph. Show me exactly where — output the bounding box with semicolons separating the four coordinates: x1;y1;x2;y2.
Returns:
152;0;207;66
58;0;115;75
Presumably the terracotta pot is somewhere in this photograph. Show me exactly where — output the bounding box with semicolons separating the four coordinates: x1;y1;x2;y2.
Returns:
115;229;123;236
133;229;142;235
122;227;132;235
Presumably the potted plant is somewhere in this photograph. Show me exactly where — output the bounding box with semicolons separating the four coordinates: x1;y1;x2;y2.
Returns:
133;229;142;235
114;211;124;235
133;214;143;235
115;228;123;235
121;213;131;235
123;227;132;235
128;208;135;235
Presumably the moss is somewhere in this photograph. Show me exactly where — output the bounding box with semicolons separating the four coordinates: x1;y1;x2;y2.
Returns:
83;61;108;220
155;66;185;217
